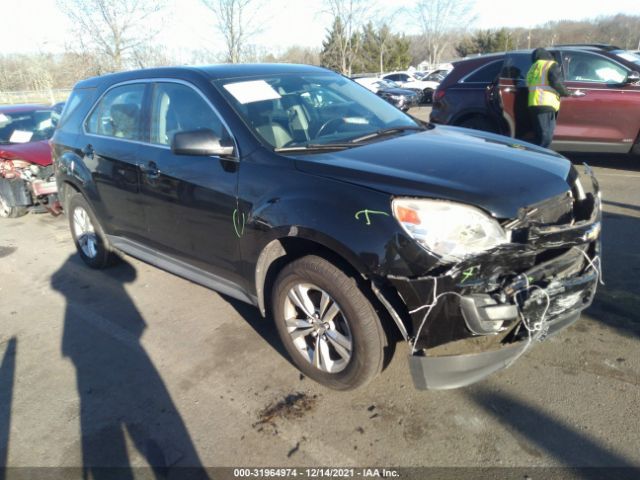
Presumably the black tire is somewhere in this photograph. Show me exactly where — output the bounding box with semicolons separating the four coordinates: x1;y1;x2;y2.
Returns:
0;189;28;218
458;115;500;133
67;192;117;269
423;88;434;104
271;255;386;390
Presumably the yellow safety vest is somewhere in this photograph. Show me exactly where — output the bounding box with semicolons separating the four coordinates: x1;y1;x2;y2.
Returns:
526;60;561;111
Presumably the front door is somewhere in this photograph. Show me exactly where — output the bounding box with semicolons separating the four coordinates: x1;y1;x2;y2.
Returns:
138;81;241;284
553;50;640;152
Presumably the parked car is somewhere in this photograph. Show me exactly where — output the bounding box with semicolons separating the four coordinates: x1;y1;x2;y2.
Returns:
423;69;451;83
382;71;440;104
53;64;601;390
0;104;61;218
354;77;421;111
430;45;640;154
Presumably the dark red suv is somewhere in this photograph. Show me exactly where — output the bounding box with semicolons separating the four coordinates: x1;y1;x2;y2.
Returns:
430;45;640;154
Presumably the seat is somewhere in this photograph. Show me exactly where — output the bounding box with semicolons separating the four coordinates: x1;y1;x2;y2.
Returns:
110;103;140;139
571;61;591;81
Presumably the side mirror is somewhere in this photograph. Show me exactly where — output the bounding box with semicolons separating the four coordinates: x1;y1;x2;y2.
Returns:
171;129;235;158
626;71;640;83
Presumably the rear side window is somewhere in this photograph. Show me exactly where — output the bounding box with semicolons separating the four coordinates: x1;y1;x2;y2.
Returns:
501;51;563;85
149;82;227;146
463;60;502;83
86;84;146;141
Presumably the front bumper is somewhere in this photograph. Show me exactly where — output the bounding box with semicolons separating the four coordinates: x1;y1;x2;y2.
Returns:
387;165;602;390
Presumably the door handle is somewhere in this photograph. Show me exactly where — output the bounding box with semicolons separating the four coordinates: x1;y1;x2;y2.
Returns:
572;90;587;97
503;87;514;93
139;162;160;180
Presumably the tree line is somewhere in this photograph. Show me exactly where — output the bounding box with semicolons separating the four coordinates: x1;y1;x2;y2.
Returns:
1;0;639;94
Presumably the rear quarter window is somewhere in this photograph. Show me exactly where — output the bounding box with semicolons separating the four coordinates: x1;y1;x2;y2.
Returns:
57;88;96;132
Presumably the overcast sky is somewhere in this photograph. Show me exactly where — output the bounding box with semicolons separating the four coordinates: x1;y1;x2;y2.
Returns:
3;0;640;58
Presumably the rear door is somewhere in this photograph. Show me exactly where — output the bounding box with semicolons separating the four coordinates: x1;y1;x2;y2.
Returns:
83;83;149;242
553;50;640;152
137;81;242;284
496;51;562;142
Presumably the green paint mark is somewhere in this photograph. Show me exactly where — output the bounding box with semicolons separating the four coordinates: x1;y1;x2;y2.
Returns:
354;209;389;226
527;275;535;284
462;266;479;283
233;209;245;238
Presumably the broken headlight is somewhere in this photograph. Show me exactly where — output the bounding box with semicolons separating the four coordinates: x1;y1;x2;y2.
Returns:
392;198;508;262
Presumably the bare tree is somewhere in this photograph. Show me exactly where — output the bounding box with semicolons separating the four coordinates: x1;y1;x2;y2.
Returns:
201;0;263;63
57;0;166;71
323;0;370;76
414;0;475;67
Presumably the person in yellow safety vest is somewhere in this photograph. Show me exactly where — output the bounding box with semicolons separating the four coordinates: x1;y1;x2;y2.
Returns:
526;48;576;148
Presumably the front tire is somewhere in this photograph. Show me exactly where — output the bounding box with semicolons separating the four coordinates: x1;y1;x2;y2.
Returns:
272;255;386;390
67;192;116;269
0;188;28;218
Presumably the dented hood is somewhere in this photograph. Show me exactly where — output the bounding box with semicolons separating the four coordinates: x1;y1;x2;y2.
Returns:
293;126;572;219
0;140;52;167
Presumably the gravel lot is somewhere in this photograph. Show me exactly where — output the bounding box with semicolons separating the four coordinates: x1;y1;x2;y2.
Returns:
1;112;639;475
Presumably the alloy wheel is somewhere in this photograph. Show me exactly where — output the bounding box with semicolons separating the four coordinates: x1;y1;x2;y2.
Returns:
72;206;98;259
283;283;353;373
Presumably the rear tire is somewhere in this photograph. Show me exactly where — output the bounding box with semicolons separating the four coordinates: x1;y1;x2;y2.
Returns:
458;115;500;134
271;255;386;390
67;192;117;269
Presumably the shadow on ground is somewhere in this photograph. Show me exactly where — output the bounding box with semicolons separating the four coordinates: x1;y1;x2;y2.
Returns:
0;338;17;474
468;386;640;475
51;255;208;479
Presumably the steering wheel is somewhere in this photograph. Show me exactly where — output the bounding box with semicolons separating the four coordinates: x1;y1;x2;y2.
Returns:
316;117;345;138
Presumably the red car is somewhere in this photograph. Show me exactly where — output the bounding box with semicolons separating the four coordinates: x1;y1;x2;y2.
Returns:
430;45;640;154
0;104;61;218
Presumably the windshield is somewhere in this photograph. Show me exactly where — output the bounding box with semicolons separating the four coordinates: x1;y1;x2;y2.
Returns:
216;73;419;149
615;50;640;67
0;109;58;144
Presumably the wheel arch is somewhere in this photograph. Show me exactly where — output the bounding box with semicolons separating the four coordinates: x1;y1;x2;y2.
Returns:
255;235;410;343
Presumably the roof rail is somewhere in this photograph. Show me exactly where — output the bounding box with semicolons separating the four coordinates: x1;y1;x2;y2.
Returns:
553;43;622;51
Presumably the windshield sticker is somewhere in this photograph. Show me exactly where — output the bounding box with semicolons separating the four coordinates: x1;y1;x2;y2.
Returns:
355;209;389;226
224;80;281;104
9;130;33;143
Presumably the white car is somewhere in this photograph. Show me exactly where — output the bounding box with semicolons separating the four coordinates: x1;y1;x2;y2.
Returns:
382;71;440;103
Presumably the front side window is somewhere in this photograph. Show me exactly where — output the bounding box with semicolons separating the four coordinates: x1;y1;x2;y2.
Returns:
150;82;228;146
86;84;145;141
563;52;628;83
216;73;419;149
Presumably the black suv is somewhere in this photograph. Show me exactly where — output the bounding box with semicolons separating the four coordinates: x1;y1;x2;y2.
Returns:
53;64;602;390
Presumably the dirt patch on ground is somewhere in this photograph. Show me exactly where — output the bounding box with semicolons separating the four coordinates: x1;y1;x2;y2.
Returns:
253;392;317;434
0;246;16;258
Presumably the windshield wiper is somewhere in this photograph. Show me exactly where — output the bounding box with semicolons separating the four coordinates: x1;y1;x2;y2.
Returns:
348;126;426;144
274;143;355;153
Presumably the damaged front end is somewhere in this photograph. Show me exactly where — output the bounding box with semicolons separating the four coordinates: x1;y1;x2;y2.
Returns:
0;158;61;216
389;164;602;390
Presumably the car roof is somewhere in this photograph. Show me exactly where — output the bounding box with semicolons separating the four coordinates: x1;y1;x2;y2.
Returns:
74;63;332;89
0;104;51;113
